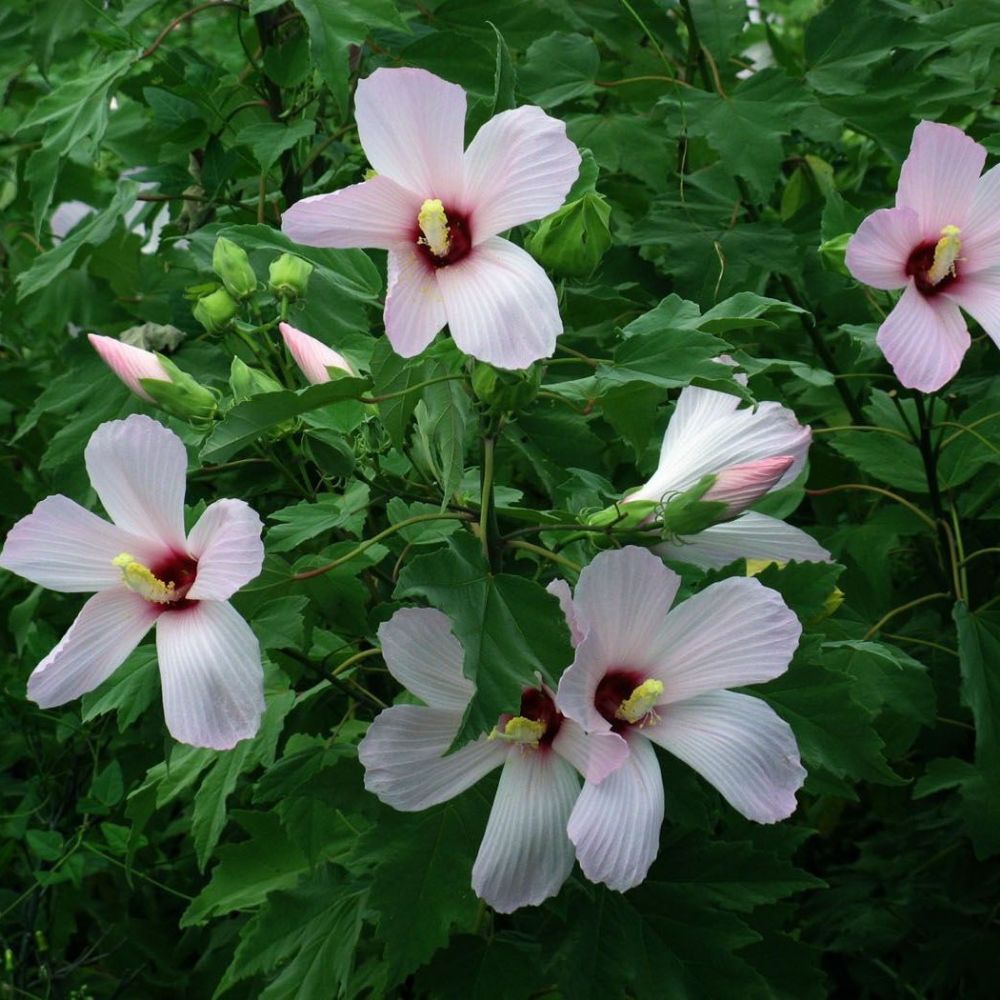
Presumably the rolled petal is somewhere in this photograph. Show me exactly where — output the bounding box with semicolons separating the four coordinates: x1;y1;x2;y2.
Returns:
377;608;473;711
355;68;466;204
556;631;614;734
567;734;664;892
155;600;264;750
463;106;581;242
279;322;356;384
655;511;831;571
552;719;629;784
947;269;1000;350
896;121;985;233
436;236;561;369
845;207;922;290
644;690;805;823
876;283;970;392
0;495;165;593
88;334;170;403
384;245;447;358
85;414;188;552
281;176;422;250
472;749;579;913
546;578;587;647
360;704;506;810
962;165;1000;271
649;576;801;705
27;589;157;707
702;455;796;519
185;499;264;601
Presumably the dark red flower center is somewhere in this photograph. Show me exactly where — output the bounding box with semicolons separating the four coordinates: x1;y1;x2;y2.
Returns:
906;240;959;296
151;551;199;609
595;668;647;732
414;204;472;269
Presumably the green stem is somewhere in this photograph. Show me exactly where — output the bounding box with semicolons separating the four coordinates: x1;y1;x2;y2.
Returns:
479;435;499;570
331;647;382;677
862;592;951;641
506;539;581;573
358;373;466;404
959;546;1000;568
806;484;937;532
619;0;674;73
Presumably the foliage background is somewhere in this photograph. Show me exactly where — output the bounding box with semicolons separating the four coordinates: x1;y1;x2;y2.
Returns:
1;0;999;996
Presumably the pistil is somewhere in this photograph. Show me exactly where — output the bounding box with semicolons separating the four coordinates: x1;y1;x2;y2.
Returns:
615;678;665;726
926;225;962;286
417;199;452;258
113;553;178;604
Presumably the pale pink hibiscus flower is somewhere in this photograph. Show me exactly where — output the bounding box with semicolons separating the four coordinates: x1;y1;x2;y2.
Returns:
625;381;829;570
279;322;356;383
0;414;265;750
358;607;627;913
89;333;171;402
553;546;805;892
282;68;581;370
846;120;1000;391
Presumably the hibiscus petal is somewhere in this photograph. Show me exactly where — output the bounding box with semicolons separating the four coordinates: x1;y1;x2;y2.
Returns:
845;207;921;290
355;67;466;204
27;589;157;707
556;632;615;734
546;578;587;647
383;245;447;357
947;269;1000;349
88;334;170;402
377;608;473;711
963;164;1000;271
279;322;356;383
472;749;579;913
552;719;629;784
463;106;580;242
156;600;264;750
876;283;970;392
896;121;985;233
185;499;264;601
359;704;506;810
0;495;165;593
281;176;421;250
644;690;805;823
436;236;561;369
567;733;664;892
85;414;188;552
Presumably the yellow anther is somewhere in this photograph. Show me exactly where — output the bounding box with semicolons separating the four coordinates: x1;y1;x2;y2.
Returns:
615;679;665;725
417;198;451;257
112;553;176;604
927;224;961;285
489;715;546;747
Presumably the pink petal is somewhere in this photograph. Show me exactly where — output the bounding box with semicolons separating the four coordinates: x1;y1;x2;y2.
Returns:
962;164;1000;271
896;121;985;233
355;68;466;204
644;690;805;823
377;608;473;712
435;236;561;369
545;578;587;647
279;322;356;384
463;106;581;242
85;414;188;552
472;749;579;913
155;600;264;750
649;576;801;704
281;176;422;250
876;283;970;392
185;499;264;601
552;719;629;784
88;334;170;403
655;511;831;571
383;245;447;358
845;207;921;290
359;704;506;810
0;495;165;593
27;589;157;707
567;733;663;892
947;269;1000;350
555;632;615;735
702;455;796;519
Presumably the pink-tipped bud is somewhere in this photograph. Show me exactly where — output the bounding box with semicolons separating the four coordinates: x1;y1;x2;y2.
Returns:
89;334;171;402
279;322;355;384
703;455;796;518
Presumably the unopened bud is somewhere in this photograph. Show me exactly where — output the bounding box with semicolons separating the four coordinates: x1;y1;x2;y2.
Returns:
229;357;283;403
89;334;171;403
527;192;612;277
819;233;851;276
193;287;238;333
701;456;795;519
279;322;354;383
141;355;217;423
212;236;257;299
268;253;314;300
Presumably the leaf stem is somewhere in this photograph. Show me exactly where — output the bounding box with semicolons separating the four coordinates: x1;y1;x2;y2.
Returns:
506;539;581;574
805;484;936;532
331;647;382;678
862;592;951;641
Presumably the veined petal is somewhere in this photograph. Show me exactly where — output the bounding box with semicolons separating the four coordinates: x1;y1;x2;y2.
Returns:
436;236;561;369
281;176;421;250
185;499;264;601
279;322;356;384
946;269;1000;350
644;690;805;823
962;164;1000;271
702;455;796;518
27;589;157;707
546;578;587;647
568;733;664;892
156;600;264;750
355;68;466;204
552;719;629;784
472;749;579;913
556;631;615;734
384;245;447;358
845;207;922;290
0;494;165;593
876;282;970;392
88;334;170;402
463;106;581;242
85;414;188;552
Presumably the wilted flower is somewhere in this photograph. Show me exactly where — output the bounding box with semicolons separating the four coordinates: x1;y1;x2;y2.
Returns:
279;322;356;384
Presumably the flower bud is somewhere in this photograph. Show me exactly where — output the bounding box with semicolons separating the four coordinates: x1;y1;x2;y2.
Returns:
193;287;238;333
88;334;171;403
819;233;852;276
229;357;283;403
526;192;612;277
212;236;257;300
701;456;795;519
268;253;314;300
279;322;355;383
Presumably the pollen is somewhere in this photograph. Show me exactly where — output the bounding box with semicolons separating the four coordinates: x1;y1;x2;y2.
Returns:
417;198;451;258
112;553;176;604
615;679;665;725
489;715;547;747
926;225;962;285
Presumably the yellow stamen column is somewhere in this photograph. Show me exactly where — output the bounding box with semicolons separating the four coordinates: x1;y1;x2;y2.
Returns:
417;199;452;258
926;225;962;285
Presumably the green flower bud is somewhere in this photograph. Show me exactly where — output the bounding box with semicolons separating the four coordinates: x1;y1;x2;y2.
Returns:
229;356;283;403
212;236;257;299
657;475;729;537
268;253;314;300
527;192;612;277
585;500;660;530
819;232;852;277
471;362;540;413
140;355;218;424
193;287;238;333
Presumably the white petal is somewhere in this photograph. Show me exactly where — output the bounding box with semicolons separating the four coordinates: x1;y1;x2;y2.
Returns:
644;690;805;823
383;245;447;358
185;499;264;601
27;589;157;707
155;600;264;750
845;207;921;290
963;164;1000;271
85;414;188;552
568;734;664;892
552;719;629;784
546;578;587;647
472;749;579;913
947;268;1000;351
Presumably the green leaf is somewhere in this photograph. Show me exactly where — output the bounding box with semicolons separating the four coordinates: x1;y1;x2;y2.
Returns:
687;0;748;62
267;482;370;552
519;32;599;107
489;22;516;115
369;339;433;449
81;646;159;731
413;378;471;503
914;757;1000;860
238;119;316;173
598;328;735;393
954;603;1000;769
754;561;845;622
